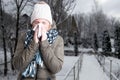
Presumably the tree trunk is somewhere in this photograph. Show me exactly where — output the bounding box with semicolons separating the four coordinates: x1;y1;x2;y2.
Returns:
9;39;14;70
74;32;78;56
2;25;7;76
0;0;7;76
14;10;20;52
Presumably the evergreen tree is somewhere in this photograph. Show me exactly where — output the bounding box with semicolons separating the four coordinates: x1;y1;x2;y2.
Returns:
114;23;120;58
93;33;98;51
102;30;112;53
74;32;78;56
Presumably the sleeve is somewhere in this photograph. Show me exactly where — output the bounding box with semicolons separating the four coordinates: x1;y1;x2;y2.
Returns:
12;33;39;71
40;36;64;74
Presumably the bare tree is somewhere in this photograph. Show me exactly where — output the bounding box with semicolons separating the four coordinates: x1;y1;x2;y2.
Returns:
89;0;110;47
73;0;111;48
74;14;84;39
0;0;7;76
44;0;76;26
4;13;16;70
14;0;30;52
109;17;117;37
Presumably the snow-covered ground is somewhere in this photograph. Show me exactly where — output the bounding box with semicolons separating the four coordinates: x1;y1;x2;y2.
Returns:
0;50;11;64
0;63;18;80
104;56;120;79
98;48;115;52
95;52;120;79
64;46;94;53
0;48;120;80
56;56;79;80
79;54;109;80
0;50;18;80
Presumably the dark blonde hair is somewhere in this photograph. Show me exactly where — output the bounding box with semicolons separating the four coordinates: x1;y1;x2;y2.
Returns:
37;1;47;4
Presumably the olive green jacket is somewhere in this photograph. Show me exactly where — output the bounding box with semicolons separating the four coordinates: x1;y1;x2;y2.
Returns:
13;24;64;80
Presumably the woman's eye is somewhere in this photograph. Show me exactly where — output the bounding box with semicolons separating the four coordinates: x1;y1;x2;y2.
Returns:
42;22;46;25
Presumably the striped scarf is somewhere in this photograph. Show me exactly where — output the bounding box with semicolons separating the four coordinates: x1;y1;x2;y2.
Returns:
22;29;58;78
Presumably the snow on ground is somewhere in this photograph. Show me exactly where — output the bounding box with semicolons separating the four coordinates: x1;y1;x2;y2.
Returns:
56;56;79;80
1;48;120;80
0;50;11;64
0;62;18;80
79;54;109;80
104;56;120;79
98;48;115;52
0;51;17;80
64;46;94;53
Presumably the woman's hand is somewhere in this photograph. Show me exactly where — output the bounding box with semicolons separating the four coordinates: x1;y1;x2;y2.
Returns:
33;25;47;43
33;26;39;43
41;26;47;41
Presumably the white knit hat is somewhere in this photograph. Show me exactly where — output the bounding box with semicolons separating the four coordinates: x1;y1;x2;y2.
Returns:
31;3;52;25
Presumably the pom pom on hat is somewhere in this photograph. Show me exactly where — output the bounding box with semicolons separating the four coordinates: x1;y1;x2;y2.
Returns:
31;3;52;25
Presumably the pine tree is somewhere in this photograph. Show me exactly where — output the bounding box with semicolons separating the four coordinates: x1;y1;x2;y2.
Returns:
74;32;78;56
114;23;120;58
102;30;112;53
93;33;98;52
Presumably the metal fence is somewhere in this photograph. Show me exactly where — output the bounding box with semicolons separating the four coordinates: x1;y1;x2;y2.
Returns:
63;53;83;80
96;53;120;80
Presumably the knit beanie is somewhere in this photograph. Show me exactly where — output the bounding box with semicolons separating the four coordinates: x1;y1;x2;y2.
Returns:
31;3;52;25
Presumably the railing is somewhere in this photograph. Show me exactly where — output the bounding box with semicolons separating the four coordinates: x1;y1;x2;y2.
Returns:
0;61;10;65
63;53;83;80
96;53;120;80
105;59;120;80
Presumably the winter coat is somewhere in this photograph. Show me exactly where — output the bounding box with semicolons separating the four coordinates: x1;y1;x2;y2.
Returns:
12;22;64;80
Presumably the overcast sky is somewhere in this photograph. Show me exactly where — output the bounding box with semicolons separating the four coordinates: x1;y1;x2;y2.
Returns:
73;0;120;19
3;0;120;20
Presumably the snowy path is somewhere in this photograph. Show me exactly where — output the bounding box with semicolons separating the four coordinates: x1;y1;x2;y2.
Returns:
79;54;109;80
56;56;79;80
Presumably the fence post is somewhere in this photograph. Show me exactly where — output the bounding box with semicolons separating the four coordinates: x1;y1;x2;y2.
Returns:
103;56;105;72
77;59;80;80
73;66;75;80
110;60;112;80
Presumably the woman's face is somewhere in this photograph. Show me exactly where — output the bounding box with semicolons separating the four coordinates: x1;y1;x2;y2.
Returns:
32;18;51;31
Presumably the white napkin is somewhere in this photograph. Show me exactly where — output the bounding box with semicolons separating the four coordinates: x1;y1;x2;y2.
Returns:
38;24;42;38
33;24;42;38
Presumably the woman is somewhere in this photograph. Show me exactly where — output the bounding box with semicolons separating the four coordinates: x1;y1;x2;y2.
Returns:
13;1;64;80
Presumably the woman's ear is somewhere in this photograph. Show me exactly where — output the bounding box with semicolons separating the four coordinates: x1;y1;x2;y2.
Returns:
48;24;51;31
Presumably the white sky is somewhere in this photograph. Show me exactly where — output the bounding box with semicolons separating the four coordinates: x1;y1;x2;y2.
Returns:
73;0;120;19
2;0;120;20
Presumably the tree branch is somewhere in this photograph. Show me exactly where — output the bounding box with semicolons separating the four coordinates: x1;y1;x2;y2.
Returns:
20;0;29;14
